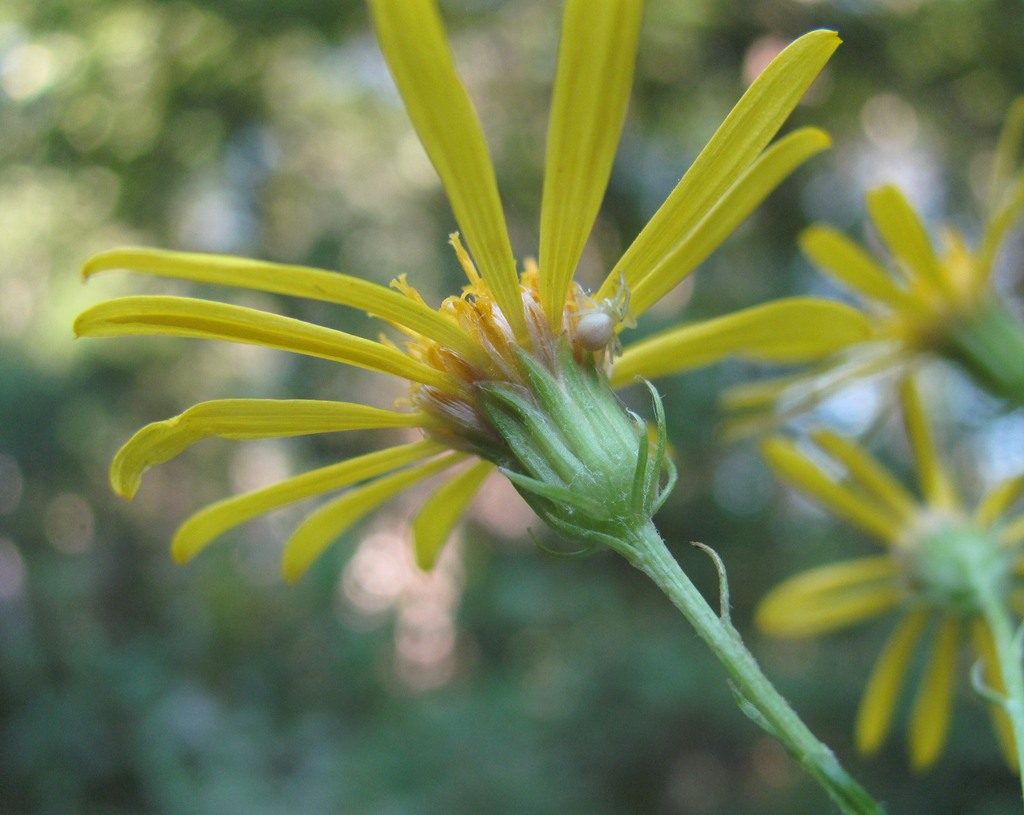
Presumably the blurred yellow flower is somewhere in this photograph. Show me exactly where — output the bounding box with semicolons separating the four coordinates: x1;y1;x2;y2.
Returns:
76;0;854;579
757;378;1024;769
726;99;1024;433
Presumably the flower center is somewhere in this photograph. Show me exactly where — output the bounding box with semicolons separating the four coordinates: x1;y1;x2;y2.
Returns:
396;234;624;458
900;512;1012;615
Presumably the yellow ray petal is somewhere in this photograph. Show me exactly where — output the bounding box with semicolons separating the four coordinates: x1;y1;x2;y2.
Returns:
282;451;466;582
971;618;1019;768
908;615;960;770
611;297;869;386
627;127;832;316
899;377;958;510
999;513;1024;548
989;97;1024;205
809;430;919;525
369;0;524;339
976;473;1024;530
172;439;445;563
413;459;494;570
722;342;901;411
866;185;947;293
978;177;1024;285
112;399;430;500
721;344;909;439
82;248;489;369
762;436;904;544
597;29;840;304
538;0;642;326
979;98;1024;280
756;556;902;637
799;225;916;311
75;296;460;392
855;610;928;754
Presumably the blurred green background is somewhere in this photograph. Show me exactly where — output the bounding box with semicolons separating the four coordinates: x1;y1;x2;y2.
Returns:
2;0;1023;812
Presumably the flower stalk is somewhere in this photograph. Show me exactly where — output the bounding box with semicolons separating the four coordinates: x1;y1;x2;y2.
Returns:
623;523;886;815
966;541;1024;791
978;592;1024;791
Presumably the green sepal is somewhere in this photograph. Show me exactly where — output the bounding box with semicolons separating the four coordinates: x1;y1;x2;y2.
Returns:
645;380;678;514
478;338;677;557
652;456;679;514
630;413;651;514
943;296;1024;407
514;346;603;460
570;349;638;454
500;468;609;521
478;381;581;484
527;527;602;559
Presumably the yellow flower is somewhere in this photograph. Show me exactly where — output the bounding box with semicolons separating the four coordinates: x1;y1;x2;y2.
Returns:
76;0;853;580
726;99;1024;433
756;377;1024;769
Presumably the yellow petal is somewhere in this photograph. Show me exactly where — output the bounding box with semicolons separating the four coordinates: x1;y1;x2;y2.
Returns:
82;247;489;369
112;399;429;499
722;343;900;412
908;615;960;770
799;225;915;311
627;127;832;316
976;473;1024;530
971;618;1019;768
979;98;1024;280
282;451;465;582
755;556;902;637
809;430;919;526
413;459;494;570
538;0;642;325
761;436;904;544
368;0;524;339
999;513;1024;548
597;29;840;304
855;610;928;754
866;185;947;293
721;344;908;439
899;377;958;510
978;179;1024;286
611;297;869;386
723;360;850;414
989;97;1024;203
74;295;460;392
172;439;445;563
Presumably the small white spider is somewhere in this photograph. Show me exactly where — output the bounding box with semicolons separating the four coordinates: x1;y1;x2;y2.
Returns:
572;276;636;353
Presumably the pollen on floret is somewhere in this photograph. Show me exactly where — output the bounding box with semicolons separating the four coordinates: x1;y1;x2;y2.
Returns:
388;233;641;463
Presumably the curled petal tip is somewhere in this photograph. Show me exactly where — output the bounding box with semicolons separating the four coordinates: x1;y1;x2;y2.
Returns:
170;537;195;565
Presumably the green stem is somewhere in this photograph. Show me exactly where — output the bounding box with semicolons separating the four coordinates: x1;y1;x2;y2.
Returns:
975;580;1024;794
622;521;886;815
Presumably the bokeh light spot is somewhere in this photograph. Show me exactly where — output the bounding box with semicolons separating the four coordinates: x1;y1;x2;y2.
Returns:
1;41;54;100
0;537;26;600
861;93;920;151
43;492;95;554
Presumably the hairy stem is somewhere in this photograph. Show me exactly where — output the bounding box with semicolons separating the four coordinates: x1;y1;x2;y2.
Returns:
976;578;1024;793
622;522;886;815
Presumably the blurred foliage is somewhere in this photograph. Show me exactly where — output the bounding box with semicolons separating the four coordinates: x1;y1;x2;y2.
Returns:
2;0;1023;813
